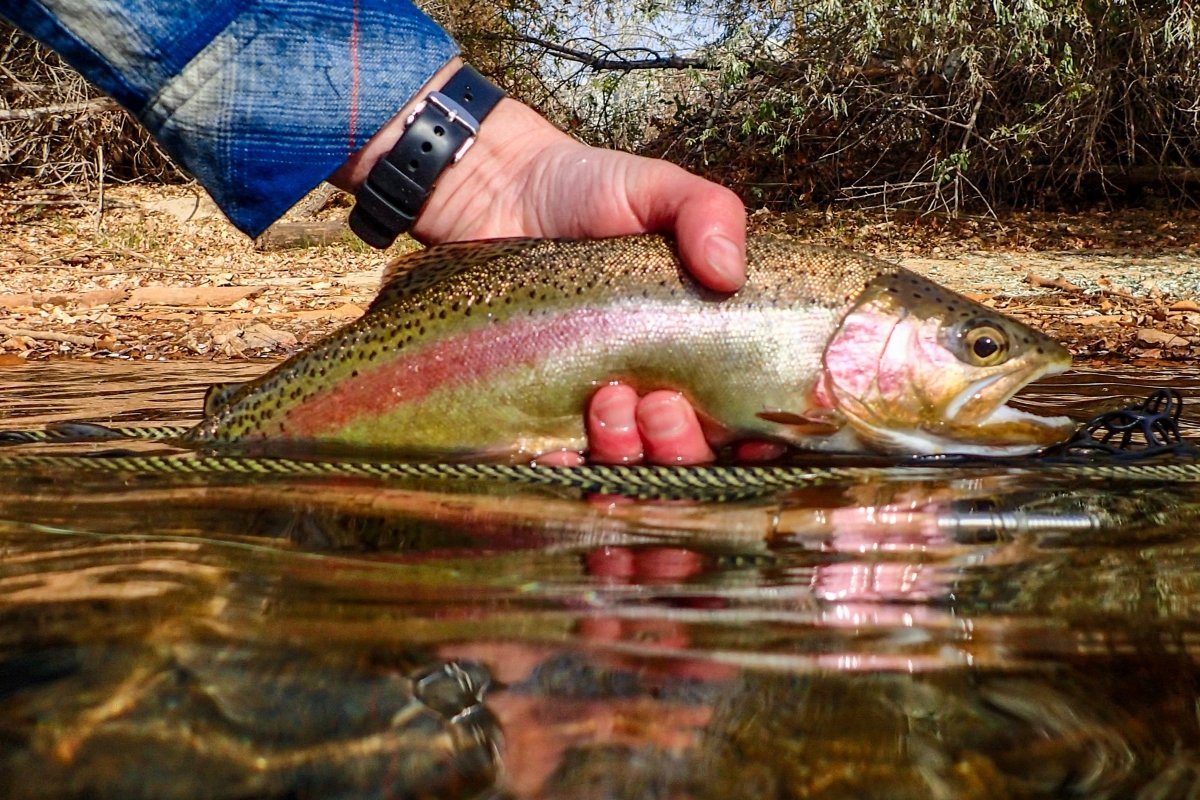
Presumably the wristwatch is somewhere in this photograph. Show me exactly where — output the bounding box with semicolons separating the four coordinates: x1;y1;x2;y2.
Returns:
349;65;505;249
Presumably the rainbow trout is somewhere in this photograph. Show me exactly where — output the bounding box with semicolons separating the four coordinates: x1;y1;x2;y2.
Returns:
187;235;1073;459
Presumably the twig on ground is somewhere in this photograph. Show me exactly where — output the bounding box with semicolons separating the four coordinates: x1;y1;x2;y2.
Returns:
0;326;96;346
0;97;119;121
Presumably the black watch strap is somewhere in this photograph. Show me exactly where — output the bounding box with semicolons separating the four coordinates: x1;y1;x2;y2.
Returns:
349;65;504;249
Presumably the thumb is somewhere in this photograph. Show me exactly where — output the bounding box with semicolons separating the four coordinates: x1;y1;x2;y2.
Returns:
627;162;747;293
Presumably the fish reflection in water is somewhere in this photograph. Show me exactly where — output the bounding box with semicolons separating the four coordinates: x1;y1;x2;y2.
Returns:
3;467;1200;798
5;362;1200;797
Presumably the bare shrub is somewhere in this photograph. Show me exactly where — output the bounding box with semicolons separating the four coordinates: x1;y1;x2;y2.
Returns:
0;22;182;187
442;0;1200;213
6;3;1199;213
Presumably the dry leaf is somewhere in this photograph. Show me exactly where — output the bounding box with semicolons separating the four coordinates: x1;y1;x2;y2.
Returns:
241;323;298;351
329;303;364;319
1136;328;1190;348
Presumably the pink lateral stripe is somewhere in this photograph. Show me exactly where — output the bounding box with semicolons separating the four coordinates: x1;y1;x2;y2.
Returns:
280;308;653;437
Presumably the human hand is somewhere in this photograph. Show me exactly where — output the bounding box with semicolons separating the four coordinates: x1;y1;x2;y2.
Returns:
417;93;753;466
333;60;747;292
332;59;754;465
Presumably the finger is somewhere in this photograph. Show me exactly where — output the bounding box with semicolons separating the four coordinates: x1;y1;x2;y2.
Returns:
673;182;747;293
586;383;644;464
532;449;585;467
734;440;789;462
630;164;747;293
636;391;715;465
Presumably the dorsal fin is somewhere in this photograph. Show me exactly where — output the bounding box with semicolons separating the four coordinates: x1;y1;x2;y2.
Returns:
370;238;546;311
203;382;246;416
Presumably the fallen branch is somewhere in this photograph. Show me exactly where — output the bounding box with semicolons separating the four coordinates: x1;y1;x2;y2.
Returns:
0;97;120;122
1026;272;1084;292
0;326;96;346
256;219;351;250
0;198;137;211
294;183;343;218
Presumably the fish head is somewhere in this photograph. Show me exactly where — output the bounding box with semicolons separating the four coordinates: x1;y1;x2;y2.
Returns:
820;271;1075;455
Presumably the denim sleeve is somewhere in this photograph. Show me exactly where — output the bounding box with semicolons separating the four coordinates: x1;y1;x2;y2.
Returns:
2;0;459;236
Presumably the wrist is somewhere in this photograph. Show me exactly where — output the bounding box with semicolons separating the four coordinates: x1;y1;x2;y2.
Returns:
410;99;574;243
344;58;507;247
328;57;464;194
332;58;577;248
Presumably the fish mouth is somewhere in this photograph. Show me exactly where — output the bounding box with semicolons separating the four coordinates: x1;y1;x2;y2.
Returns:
935;359;1076;454
844;358;1076;456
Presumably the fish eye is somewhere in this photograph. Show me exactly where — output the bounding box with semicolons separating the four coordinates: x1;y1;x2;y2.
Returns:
961;322;1009;366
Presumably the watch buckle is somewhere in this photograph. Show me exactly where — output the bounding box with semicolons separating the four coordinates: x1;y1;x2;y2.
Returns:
405;91;481;163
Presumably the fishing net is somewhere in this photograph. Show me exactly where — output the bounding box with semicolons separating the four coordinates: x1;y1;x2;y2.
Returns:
1058;388;1200;460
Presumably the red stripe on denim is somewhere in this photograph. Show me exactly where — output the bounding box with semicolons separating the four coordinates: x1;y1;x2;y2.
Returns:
348;0;361;151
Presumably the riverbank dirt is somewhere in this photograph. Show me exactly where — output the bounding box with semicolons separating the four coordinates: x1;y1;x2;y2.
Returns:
2;180;1199;366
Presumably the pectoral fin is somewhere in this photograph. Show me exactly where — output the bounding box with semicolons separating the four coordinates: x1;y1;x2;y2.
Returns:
756;409;843;435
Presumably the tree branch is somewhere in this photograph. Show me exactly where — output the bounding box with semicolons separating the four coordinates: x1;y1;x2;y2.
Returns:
0;97;120;122
489;33;714;72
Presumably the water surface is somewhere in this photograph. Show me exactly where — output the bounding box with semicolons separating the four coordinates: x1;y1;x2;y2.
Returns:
3;360;1200;799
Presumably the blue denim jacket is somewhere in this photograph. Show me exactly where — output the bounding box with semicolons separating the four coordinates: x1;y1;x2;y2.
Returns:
2;1;459;236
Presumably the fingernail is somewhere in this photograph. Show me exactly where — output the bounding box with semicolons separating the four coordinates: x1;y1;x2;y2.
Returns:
592;389;636;434
705;234;745;289
639;394;687;439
